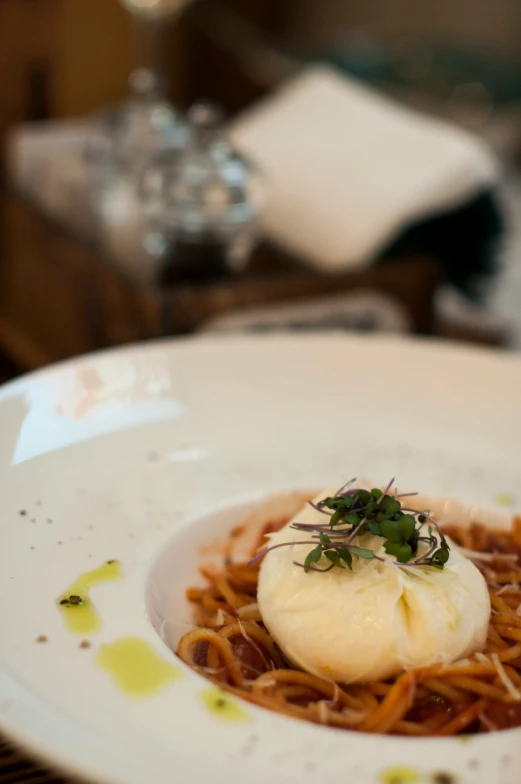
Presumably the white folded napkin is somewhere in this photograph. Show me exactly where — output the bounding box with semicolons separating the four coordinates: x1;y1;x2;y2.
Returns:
228;65;500;272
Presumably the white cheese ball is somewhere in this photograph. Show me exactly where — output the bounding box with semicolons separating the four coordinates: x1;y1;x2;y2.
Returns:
258;490;490;684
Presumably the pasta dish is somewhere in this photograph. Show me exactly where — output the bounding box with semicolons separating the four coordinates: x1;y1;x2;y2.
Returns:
177;480;521;735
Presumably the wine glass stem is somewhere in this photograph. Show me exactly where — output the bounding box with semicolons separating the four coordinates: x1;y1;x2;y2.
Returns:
132;16;163;78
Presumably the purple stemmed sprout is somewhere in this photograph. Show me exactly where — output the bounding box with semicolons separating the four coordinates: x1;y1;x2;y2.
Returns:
248;478;451;574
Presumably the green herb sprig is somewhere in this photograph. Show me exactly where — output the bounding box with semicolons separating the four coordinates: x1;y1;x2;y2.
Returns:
250;478;450;573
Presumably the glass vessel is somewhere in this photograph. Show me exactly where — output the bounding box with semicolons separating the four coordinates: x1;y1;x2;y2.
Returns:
140;102;265;282
86;0;194;208
85;0;195;274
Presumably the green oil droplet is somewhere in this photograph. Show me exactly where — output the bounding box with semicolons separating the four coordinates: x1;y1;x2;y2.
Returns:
200;687;250;723
496;493;515;507
455;734;474;744
380;767;421;784
57;560;123;635
96;636;181;697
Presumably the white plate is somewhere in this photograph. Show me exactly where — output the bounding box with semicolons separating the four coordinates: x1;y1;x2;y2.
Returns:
0;333;520;784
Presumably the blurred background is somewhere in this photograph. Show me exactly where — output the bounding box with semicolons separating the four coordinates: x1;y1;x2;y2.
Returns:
2;0;521;383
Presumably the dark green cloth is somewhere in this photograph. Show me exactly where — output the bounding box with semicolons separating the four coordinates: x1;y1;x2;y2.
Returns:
379;190;503;300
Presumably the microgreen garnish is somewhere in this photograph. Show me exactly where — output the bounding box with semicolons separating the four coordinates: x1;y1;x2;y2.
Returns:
250;479;450;573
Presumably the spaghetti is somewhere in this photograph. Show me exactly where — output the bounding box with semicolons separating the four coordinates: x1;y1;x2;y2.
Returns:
177;516;521;735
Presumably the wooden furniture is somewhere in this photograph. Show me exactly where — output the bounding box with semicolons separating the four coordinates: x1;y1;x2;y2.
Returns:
0;0;57;168
0;188;441;371
0;0;508;378
0;735;67;784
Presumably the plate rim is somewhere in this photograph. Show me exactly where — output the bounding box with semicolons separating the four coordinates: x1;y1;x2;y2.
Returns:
0;332;520;784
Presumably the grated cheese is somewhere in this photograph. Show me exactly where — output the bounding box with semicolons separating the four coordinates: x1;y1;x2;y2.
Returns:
479;711;498;732
491;653;521;701
459;548;518;563
317;700;328;725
